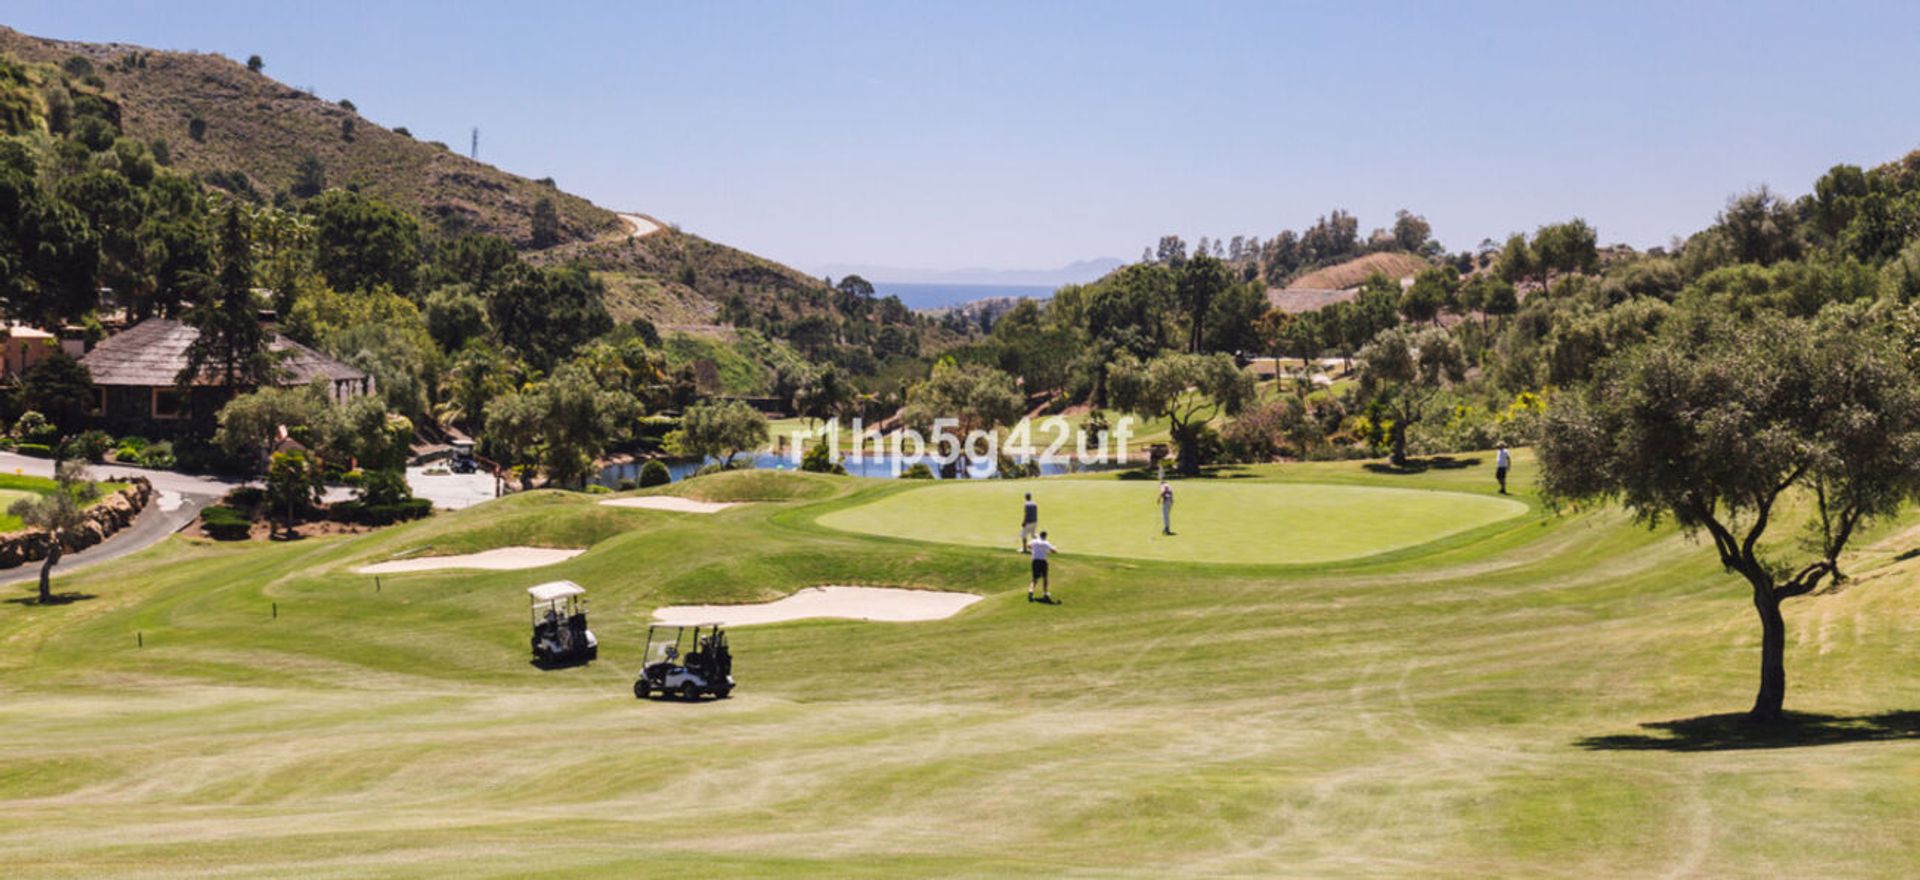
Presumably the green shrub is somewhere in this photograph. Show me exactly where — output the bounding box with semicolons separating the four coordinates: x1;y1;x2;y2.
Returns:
900;463;934;479
201;506;252;540
364;498;432;524
584;484;612;495
800;443;846;475
15;443;52;458
638;459;671;488
137;441;176;469
12;411;53;441
223;485;266;511
333;497;432;526
61;430;113;463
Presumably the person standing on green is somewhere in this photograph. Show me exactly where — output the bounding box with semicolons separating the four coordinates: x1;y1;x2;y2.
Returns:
1020;492;1038;552
1495;444;1512;495
1156;481;1174;535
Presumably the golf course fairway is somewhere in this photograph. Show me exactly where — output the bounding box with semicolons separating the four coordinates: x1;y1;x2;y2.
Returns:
817;478;1528;564
2;459;1918;876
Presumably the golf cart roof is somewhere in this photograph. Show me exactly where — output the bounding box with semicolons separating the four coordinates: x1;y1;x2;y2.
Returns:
527;581;586;603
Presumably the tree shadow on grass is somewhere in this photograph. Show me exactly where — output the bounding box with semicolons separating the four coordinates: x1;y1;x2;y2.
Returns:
1576;711;1920;752
4;593;99;606
1115;465;1256;480
1363;455;1483;475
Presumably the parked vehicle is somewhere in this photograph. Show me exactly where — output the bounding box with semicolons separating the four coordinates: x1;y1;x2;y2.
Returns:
529;581;597;666
633;623;733;700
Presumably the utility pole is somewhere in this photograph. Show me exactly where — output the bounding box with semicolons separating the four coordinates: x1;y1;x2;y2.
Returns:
470;127;479;160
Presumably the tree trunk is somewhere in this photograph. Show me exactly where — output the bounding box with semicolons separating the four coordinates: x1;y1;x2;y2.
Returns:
1749;584;1788;722
38;543;59;603
1389;421;1408;467
1173;422;1201;476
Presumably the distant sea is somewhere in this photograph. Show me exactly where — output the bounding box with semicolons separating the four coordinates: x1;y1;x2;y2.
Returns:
871;282;1057;311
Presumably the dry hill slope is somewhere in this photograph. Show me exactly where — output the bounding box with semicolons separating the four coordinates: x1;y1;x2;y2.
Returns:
0;25;619;247
1286;251;1431;290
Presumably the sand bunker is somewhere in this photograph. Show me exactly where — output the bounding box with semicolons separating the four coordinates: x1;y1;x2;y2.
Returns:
355;546;583;574
600;496;739;514
652;586;982;627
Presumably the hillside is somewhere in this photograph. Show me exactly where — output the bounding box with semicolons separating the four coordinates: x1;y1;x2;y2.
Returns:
0;26;964;384
0;25;620;247
536;218;831;330
1285;250;1430;290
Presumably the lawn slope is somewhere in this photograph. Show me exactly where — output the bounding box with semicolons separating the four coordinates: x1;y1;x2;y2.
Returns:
2;457;1918;876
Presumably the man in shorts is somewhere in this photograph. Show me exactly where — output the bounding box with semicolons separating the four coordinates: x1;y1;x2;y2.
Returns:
1020;492;1038;552
1028;531;1057;604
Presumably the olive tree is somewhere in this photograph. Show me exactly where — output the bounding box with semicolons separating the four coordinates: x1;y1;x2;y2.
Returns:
10;460;99;603
671;399;770;469
1539;312;1920;722
1356;325;1467;466
1107;352;1254;476
485;364;644;487
899;359;1024;471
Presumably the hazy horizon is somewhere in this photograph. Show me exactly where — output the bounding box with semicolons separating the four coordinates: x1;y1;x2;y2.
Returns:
8;1;1920;273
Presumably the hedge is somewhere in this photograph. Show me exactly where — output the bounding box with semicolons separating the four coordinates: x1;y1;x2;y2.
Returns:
334;497;433;525
14;443;52;458
201;506;252;541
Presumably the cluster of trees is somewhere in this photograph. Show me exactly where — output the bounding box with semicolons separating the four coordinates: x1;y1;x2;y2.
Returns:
721;273;929;380
1136;209;1443;287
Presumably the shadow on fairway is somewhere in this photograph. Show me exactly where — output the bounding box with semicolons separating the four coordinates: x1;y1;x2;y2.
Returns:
1115;466;1256;480
4;592;99;606
1576;710;1920;751
1363;455;1483;475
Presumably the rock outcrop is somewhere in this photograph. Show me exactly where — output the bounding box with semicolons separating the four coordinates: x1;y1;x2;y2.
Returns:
0;477;153;569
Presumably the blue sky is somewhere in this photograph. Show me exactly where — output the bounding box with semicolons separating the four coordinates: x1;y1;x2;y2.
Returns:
9;1;1920;274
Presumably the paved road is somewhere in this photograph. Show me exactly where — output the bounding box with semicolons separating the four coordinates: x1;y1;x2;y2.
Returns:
0;453;506;586
0;452;223;585
406;465;501;510
2;488;209;586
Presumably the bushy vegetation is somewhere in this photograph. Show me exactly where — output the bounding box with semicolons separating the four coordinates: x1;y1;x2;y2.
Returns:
199;504;251;540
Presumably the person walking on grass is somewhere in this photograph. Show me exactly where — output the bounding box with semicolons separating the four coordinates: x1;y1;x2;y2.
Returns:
1020;492;1038;552
1028;531;1058;603
1157;480;1174;535
1495;443;1512;495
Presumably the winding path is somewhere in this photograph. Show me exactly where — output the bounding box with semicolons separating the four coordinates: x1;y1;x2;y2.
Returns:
617;212;663;239
0;452;221;585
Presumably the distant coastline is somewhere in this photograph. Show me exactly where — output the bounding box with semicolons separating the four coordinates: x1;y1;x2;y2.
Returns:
871;282;1057;311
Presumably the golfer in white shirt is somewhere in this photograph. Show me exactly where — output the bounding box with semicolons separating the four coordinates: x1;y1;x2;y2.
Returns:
1028;532;1058;604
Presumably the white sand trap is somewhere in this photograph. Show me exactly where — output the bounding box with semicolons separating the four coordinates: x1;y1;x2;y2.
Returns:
355;546;583;574
653;586;982;627
600;496;740;514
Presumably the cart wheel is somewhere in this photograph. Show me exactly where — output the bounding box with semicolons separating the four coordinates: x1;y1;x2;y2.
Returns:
633;680;651;700
678;683;701;701
713;684;733;699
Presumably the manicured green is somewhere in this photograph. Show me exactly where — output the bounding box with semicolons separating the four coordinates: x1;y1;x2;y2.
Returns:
2;455;1918;876
818;477;1527;564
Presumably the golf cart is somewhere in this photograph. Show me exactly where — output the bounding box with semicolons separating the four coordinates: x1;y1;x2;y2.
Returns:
529;580;597;666
633;623;733;700
449;439;478;474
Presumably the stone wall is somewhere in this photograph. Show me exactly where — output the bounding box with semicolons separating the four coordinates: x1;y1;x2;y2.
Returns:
0;476;153;568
